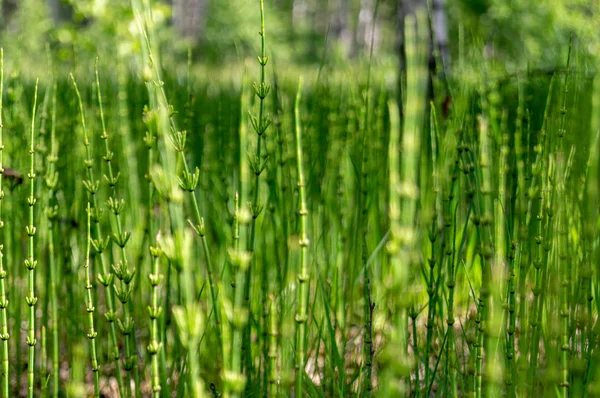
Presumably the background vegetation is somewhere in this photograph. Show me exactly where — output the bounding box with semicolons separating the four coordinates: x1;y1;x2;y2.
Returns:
0;0;599;397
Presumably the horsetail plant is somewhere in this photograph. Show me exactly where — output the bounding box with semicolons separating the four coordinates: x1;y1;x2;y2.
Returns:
0;14;598;397
381;11;428;395
382;98;411;395
83;202;100;397
246;0;272;385
225;82;252;398
293;78;309;397
133;12;223;364
267;296;278;396
44;81;59;398
95;59;140;395
0;48;8;398
143;108;163;396
70;73;126;397
171;230;205;398
25;78;39;398
148;244;162;398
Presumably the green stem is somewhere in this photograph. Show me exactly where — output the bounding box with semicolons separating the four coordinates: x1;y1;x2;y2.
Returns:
26;78;39;398
95;59;139;396
293;78;309;397
70;73;126;398
45;81;59;398
0;47;9;398
84;203;100;397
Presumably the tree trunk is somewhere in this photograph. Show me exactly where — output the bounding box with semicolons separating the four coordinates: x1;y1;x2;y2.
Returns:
172;0;207;42
432;0;450;72
355;0;381;58
398;0;450;73
47;0;72;25
331;0;351;57
292;0;307;27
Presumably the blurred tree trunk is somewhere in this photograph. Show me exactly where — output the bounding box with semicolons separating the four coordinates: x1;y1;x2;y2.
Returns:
47;0;72;24
355;0;374;57
292;0;307;27
432;0;449;72
331;0;351;56
397;0;449;73
1;0;19;27
172;0;206;42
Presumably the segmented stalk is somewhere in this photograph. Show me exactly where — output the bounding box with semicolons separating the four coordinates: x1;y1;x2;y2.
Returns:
506;242;518;395
0;47;9;398
144;111;162;397
246;0;271;385
95;60;140;395
45;82;59;398
172;231;205;397
70;74;126;398
383;12;428;395
84;203;100;397
364;272;374;396
225;81;252;398
267;297;278;396
135;16;222;362
25;79;39;398
293;78;309;396
383;98;409;395
556;39;572;398
148;246;162;398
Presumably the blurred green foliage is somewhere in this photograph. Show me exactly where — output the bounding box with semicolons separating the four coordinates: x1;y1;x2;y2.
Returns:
0;0;599;74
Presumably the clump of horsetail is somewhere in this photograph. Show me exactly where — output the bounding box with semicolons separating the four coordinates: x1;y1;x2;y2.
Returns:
135;14;222;361
555;39;573;398
70;73;126;397
25;78;39;398
83;202;100;397
0;48;9;398
246;0;271;384
95;60;140;394
381;11;428;395
292;78;309;396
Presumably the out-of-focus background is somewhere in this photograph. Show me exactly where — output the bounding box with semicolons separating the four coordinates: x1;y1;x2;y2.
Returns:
1;0;599;74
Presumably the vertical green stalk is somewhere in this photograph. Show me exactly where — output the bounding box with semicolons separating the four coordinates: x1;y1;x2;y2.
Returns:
143;105;168;396
84;203;100;397
70;74;126;398
246;0;271;386
293;78;309;396
148;246;162;398
41;327;46;397
225;82;252;398
505;242;517;396
382;98;409;395
556;39;572;398
267;296;278;396
45;82;59;398
94;60;139;396
145;120;162;397
409;310;419;396
171;232;205;398
0;47;9;398
25;78;39;398
381;11;428;395
134;14;222;364
364;272;374;396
